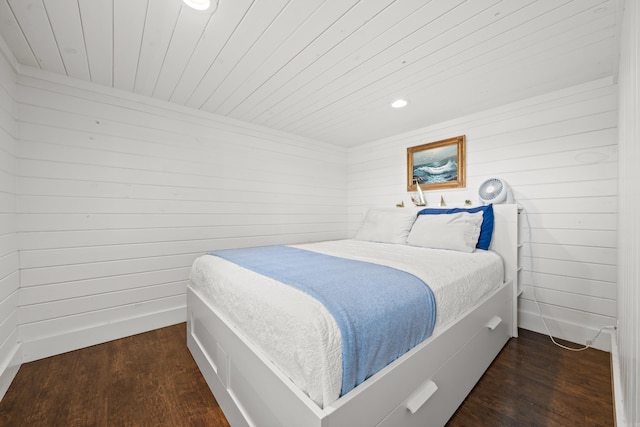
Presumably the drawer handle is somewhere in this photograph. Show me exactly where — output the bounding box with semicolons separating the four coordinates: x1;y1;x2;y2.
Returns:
406;380;438;414
486;316;502;330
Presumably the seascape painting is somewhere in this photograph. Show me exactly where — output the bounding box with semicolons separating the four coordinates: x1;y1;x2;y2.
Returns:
412;144;458;184
407;136;466;191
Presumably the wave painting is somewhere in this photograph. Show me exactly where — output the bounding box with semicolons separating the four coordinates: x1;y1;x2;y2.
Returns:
412;143;459;184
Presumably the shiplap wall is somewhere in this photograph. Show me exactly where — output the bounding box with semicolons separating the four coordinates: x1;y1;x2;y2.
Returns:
348;78;617;351
0;41;20;397
16;70;347;362
616;0;639;424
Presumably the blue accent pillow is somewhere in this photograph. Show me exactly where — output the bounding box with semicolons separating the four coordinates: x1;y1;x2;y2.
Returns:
417;204;494;250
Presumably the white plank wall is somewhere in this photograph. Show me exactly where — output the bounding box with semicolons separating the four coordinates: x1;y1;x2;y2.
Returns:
15;71;348;362
0;40;20;398
616;0;639;424
347;78;617;351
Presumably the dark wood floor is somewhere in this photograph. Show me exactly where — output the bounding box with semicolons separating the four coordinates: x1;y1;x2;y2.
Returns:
0;325;613;427
0;324;229;427
446;329;613;427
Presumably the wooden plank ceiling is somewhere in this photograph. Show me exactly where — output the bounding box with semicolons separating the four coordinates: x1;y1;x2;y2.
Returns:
0;0;621;147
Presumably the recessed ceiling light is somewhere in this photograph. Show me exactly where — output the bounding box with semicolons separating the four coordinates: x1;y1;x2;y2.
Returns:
391;99;408;108
183;0;211;11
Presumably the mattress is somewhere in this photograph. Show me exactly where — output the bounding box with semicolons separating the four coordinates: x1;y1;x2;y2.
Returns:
189;239;504;408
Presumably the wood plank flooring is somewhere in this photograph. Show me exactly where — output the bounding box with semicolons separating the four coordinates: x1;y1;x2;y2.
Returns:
447;329;614;426
0;324;229;427
0;325;613;426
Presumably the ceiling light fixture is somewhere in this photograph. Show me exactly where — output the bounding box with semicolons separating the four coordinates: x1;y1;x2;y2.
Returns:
183;0;211;11
391;99;408;108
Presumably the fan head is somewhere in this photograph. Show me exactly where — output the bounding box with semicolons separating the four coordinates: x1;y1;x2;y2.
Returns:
478;178;512;204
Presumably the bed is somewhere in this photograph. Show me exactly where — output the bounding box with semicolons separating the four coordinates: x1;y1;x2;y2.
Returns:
187;204;519;426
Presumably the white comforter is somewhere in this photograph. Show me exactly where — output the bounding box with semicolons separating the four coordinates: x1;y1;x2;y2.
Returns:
189;239;504;408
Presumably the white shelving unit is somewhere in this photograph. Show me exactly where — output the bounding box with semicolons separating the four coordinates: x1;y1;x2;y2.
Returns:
490;204;521;337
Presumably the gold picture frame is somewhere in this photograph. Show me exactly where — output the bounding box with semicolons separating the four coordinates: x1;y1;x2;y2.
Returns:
407;135;466;191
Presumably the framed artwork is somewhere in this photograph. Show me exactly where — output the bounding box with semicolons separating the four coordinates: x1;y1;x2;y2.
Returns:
407;135;466;191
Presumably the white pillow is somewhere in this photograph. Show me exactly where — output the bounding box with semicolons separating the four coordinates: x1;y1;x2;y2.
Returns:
354;208;418;244
407;211;484;252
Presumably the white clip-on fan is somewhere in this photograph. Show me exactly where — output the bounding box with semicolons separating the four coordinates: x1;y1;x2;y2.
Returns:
478;178;513;204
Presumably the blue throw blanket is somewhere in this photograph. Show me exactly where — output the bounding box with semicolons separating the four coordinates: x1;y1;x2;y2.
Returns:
210;245;436;396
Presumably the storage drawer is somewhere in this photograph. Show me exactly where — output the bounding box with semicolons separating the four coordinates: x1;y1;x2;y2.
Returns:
376;299;511;427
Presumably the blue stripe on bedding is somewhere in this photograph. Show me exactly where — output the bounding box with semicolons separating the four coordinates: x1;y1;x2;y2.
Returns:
210;245;436;396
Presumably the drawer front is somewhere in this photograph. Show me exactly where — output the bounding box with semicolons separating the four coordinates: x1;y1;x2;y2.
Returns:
377;299;511;427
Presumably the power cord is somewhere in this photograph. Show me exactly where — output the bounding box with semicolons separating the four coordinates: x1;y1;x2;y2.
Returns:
520;206;616;351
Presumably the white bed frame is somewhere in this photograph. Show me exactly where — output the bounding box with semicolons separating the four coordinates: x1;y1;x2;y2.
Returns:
186;204;519;427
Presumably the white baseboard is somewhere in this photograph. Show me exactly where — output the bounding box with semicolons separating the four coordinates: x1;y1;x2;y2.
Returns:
0;342;22;401
21;306;186;363
609;329;628;427
518;309;611;352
